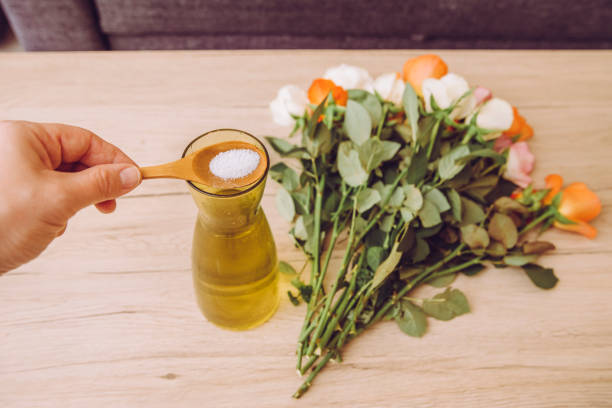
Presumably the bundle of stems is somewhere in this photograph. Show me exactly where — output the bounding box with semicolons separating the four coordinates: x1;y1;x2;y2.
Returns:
268;84;565;398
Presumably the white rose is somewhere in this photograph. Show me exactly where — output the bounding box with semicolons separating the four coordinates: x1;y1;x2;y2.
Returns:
422;73;470;118
323;64;374;92
373;73;405;105
475;97;513;131
269;85;308;126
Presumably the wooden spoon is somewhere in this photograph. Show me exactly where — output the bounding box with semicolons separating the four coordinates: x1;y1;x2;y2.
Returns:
140;141;267;190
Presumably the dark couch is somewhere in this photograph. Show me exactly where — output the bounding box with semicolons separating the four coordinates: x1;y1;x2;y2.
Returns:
1;0;611;51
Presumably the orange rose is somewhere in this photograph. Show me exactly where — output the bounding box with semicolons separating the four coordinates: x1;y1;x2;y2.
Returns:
544;174;601;239
307;78;348;106
503;106;533;142
402;54;448;95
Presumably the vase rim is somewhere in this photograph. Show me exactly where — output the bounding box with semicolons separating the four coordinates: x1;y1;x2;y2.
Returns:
182;128;270;198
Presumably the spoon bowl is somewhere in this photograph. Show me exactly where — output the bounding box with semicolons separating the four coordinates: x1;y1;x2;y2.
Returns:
140;141;268;190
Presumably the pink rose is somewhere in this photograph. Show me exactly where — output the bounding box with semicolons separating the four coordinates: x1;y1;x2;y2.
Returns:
473;86;492;106
493;135;513;152
503;142;535;188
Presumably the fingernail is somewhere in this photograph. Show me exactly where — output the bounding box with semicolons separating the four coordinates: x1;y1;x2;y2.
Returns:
120;166;140;189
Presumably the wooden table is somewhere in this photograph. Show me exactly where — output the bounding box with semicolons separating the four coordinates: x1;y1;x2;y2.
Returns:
0;51;611;407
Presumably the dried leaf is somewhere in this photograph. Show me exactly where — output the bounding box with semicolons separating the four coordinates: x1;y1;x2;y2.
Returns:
419;199;442;228
460;224;490;249
489;212;518;249
494;196;530;215
523;241;556;255
460;196;485;226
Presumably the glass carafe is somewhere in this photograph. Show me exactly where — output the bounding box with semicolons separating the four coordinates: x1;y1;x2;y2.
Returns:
183;129;279;330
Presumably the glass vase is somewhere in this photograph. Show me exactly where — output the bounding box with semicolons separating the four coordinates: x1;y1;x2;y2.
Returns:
183;129;279;330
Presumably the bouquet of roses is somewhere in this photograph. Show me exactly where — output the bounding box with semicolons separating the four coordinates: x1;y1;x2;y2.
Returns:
267;54;602;398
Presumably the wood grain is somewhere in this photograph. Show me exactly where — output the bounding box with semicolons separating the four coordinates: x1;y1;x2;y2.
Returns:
0;50;611;408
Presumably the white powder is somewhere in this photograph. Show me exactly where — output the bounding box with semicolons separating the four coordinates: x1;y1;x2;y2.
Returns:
209;148;261;180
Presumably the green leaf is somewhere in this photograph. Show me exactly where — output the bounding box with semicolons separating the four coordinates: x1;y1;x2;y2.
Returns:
367;246;385;270
403;185;423;213
405;148;428;184
422;288;470;321
305;122;332;158
460;196;486;226
504;254;539;267
418;199;441;228
460;224;490;249
287;291;300;306
356;188;382;213
344;99;372;146
348;89;382;126
278;261;297;276
447;189;462;222
424;188;451;213
359;138;401;172
399;266;423;280
427;273;457;288
400;208;415;223
461;263;486;276
394;124;413;144
337;142;368;187
307;99;327;138
402;82;419;143
410;237;430;263
395;300;427;337
265;136;308;159
293;190;311;215
275;188;295;222
381;214;395;232
371;239;403;289
488;212;519;249
438;145;470;180
388;186;405;208
522;264;559;289
270;162;299;191
397;228;416;252
293;214;313;240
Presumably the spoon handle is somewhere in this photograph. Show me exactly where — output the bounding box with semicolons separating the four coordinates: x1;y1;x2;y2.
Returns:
140;157;192;181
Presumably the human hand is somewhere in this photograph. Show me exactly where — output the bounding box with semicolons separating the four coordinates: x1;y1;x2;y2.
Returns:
0;121;142;273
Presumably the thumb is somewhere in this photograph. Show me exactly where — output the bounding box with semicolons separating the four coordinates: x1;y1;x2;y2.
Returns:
58;164;141;213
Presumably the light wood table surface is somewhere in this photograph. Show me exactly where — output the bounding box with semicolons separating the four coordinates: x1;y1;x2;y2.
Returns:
0;51;611;408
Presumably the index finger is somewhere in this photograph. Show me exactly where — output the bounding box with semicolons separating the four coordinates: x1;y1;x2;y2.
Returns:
36;122;136;169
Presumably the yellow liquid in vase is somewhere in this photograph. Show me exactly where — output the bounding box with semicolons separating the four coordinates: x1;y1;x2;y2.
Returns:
192;207;279;330
183;129;279;331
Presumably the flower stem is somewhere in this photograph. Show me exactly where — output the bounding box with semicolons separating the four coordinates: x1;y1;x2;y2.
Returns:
354;166;410;245
293;352;334;399
296;172;325;371
519;208;554;235
426;117;442;159
305;186;360;357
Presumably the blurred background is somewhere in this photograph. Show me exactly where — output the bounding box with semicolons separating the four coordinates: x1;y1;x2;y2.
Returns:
0;0;611;51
